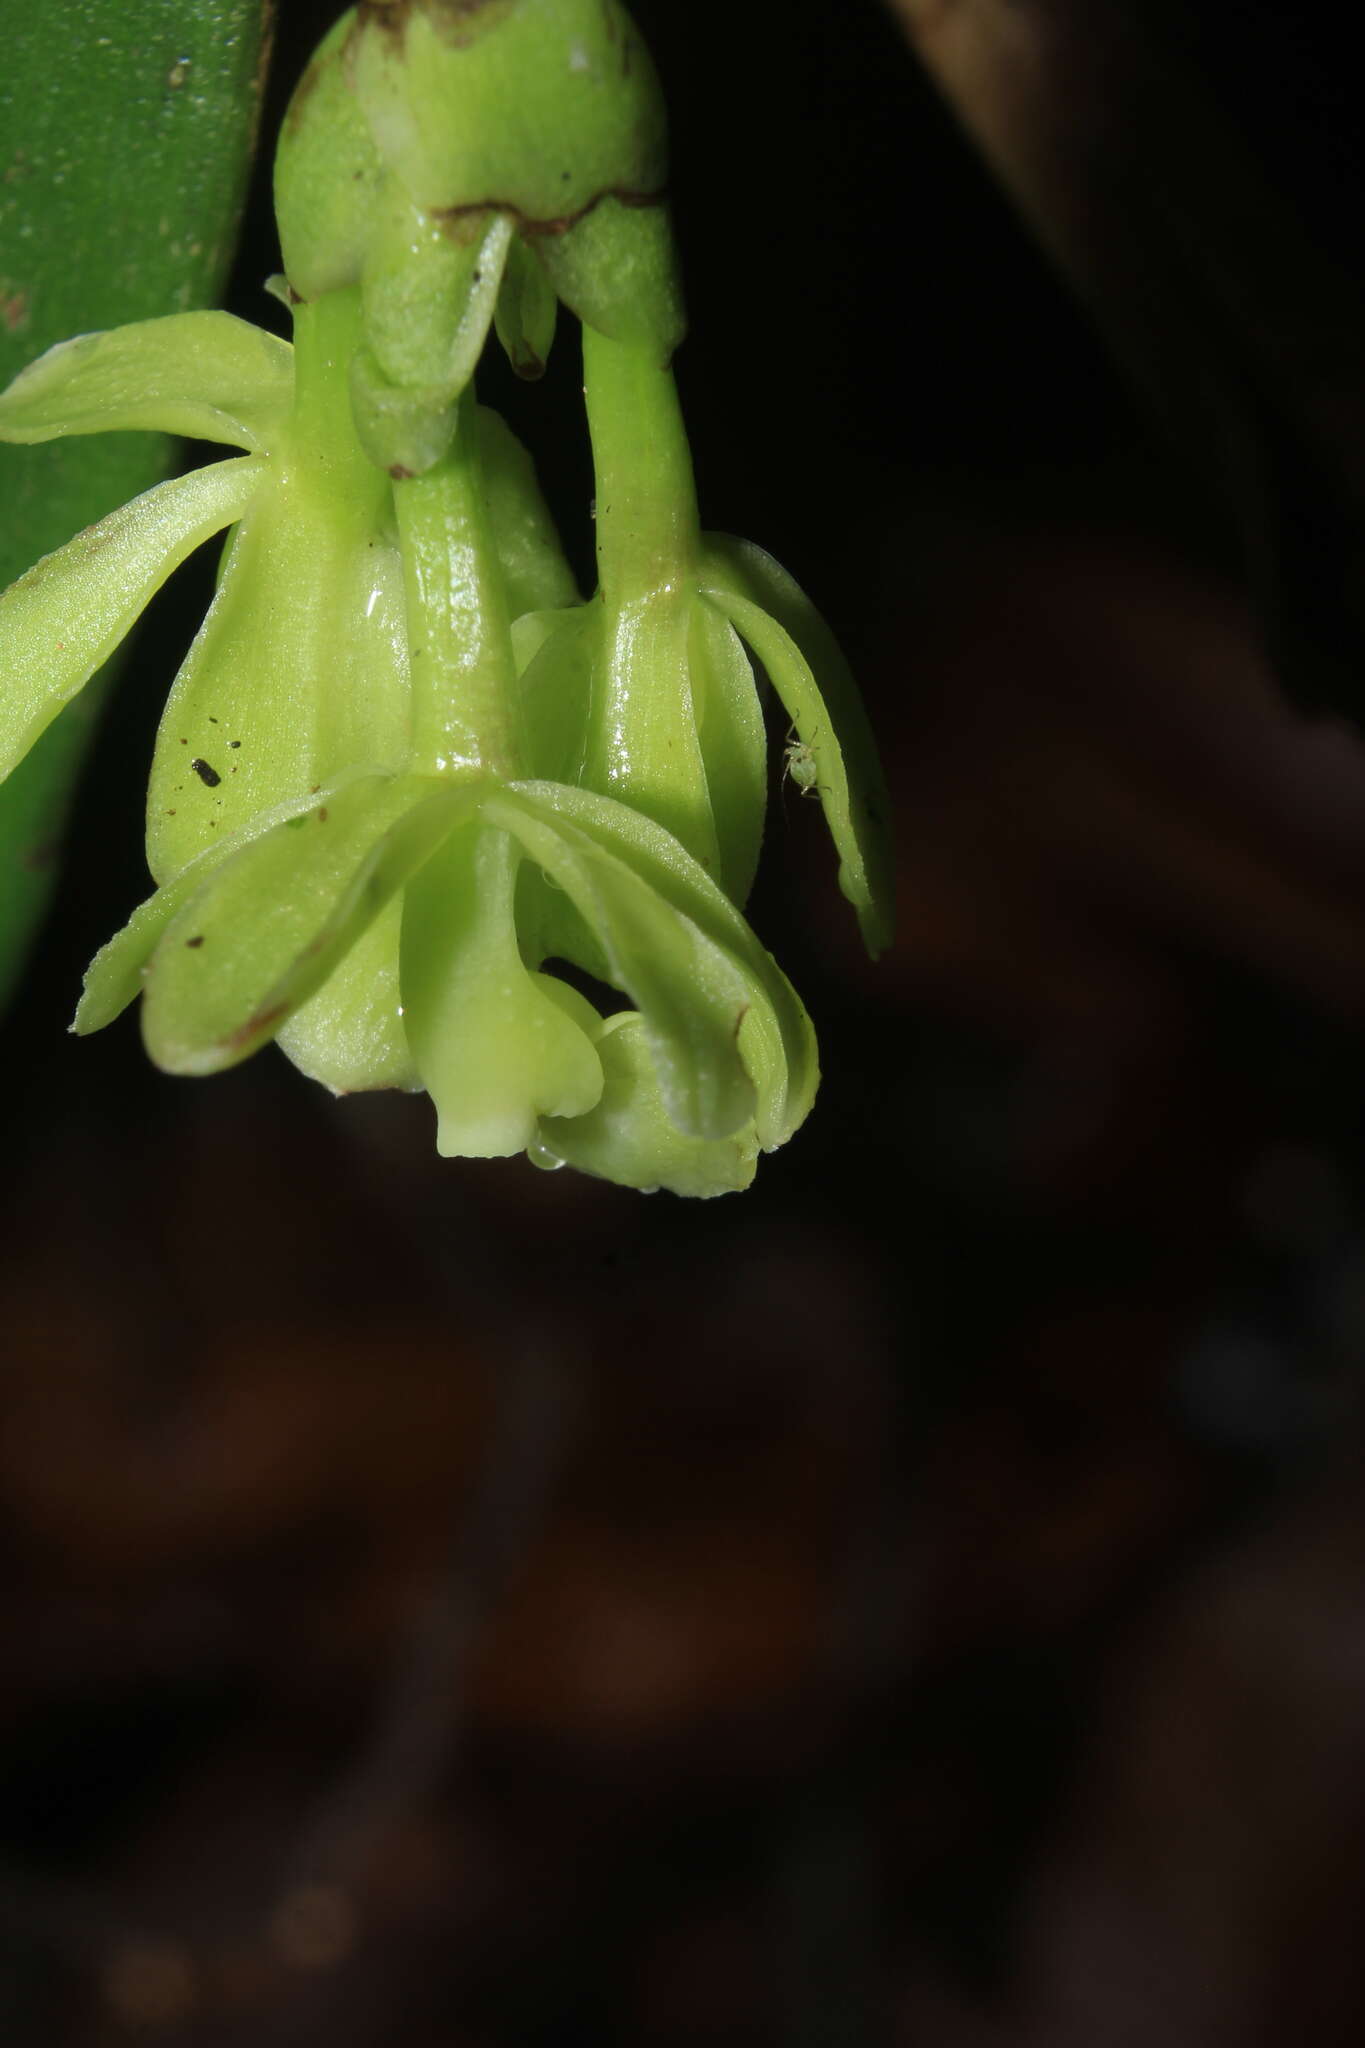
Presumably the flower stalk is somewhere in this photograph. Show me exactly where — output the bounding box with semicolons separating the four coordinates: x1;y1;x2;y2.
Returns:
581;324;716;874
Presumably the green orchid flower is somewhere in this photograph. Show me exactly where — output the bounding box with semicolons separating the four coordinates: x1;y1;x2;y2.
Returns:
74;764;815;1197
0;286;574;1100
0;0;893;1197
0;285;815;1194
276;0;893;953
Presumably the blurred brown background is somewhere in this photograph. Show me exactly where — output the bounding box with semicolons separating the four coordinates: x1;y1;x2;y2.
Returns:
3;2;1365;2041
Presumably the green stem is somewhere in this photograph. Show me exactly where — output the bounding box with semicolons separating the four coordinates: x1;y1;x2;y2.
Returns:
578;322;719;874
581;322;699;605
394;391;524;777
287;287;390;537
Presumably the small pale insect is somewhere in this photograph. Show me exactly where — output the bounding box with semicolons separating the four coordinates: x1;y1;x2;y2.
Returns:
782;725;822;799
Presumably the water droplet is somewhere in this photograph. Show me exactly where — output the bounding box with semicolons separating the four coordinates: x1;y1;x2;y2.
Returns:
526;1137;565;1173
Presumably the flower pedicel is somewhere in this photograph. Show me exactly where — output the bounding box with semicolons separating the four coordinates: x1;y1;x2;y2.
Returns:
0;0;893;1197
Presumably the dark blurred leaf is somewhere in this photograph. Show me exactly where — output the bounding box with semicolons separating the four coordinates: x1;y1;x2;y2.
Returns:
890;0;1365;722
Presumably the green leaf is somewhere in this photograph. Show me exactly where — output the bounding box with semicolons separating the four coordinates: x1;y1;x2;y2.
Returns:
699;536;896;958
0;313;293;452
0;0;272;1007
0;456;265;784
139;773;472;1075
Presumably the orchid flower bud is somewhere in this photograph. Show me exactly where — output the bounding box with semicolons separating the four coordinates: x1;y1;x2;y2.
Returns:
275;0;683;473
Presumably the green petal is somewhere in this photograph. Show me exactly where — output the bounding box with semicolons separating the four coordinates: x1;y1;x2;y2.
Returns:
540;1013;760;1197
689;596;766;905
477;407;579;616
75;764;393;1035
0;314;293;453
510;777;817;1145
699;536;895;957
139;772;472;1076
400;822;603;1157
0;455;265;784
487;781;818;1147
146;473;410;883
509;607;602;975
493;238;558;381
513;606;592;783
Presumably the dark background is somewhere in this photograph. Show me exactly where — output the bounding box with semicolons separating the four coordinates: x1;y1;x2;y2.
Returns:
3;1;1365;2041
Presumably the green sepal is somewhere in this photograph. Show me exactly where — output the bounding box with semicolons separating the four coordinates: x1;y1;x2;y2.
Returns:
536;198;684;355
514;606;592;782
513;779;818;1149
348;203;514;473
688;595;767;906
145;461;409;883
489;780;818;1146
75;765;393;1034
494;238;558;380
0;455;265;784
0;314;293;454
699;536;895;957
340;180;523;477
342;0;667;228
348;347;458;478
139;772;474;1075
360;194;512;399
400;820;604;1156
540;1012;761;1197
